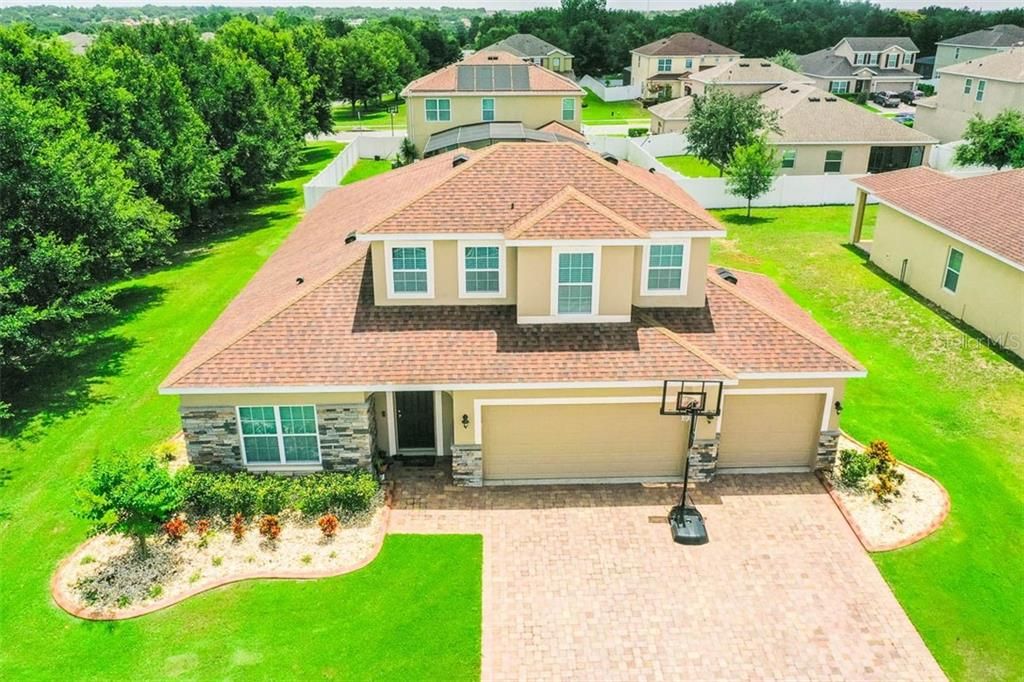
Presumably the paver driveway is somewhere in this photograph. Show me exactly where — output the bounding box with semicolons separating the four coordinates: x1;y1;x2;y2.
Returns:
390;470;944;681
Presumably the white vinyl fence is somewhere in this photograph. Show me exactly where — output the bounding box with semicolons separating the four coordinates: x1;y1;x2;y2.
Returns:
304;135;403;210
579;74;641;102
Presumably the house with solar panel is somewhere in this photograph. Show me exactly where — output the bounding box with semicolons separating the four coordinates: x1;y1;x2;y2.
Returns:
400;51;586;157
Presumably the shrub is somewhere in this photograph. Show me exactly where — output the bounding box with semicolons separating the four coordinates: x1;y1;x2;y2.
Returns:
147;584;163;600
627;127;647;138
295;472;379;517
855;91;869;105
866;440;905;503
162;516;189;541
301;554;312;565
231;512;246;540
258;514;281;540
318;513;339;537
838;448;873;489
194;518;211;537
154;442;178;462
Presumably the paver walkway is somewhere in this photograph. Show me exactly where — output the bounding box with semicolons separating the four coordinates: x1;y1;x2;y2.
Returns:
390;469;945;681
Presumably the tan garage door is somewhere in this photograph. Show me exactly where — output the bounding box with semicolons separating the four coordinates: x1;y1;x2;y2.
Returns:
482;402;686;481
718;393;823;469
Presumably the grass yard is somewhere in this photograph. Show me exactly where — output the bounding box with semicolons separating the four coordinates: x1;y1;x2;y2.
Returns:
711;205;1024;681
341;158;394;185
658;154;721;178
332;96;407;132
0;142;482;681
581;88;649;125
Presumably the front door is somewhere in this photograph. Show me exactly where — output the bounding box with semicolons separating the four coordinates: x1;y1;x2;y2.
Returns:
395;391;436;451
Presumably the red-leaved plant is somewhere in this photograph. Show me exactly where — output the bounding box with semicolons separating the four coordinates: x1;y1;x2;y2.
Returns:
162;516;188;541
231;513;246;540
317;513;339;538
194;518;211;537
258;515;281;541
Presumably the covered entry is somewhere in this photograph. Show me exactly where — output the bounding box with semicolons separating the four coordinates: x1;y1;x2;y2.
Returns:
481;401;686;482
717;393;824;469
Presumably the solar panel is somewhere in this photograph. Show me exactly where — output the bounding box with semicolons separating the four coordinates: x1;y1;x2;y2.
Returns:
456;65;475;91
493;65;512;90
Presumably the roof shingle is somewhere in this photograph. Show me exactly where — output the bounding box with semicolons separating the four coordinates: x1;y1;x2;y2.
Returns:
402;50;582;95
633;32;739;57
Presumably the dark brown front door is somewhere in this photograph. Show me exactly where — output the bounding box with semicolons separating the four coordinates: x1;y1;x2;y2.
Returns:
395;391;435;451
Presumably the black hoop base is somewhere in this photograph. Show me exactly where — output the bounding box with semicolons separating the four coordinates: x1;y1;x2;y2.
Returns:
669;504;709;545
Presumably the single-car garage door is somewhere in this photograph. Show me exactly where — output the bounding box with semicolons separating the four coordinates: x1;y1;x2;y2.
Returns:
717;393;823;469
482;402;686;481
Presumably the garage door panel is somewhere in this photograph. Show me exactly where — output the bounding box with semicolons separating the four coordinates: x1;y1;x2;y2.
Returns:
482;403;686;481
718;393;823;469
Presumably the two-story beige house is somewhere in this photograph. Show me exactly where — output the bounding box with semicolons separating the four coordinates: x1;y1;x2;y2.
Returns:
480;33;575;76
799;37;921;94
934;24;1024;72
401;51;585;156
162;143;864;486
630;32;740;100
915;47;1024;143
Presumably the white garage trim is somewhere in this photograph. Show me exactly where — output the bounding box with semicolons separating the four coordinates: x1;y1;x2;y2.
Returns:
385;391;398;456
472;396;667;444
716;387;834;433
433;390;445;457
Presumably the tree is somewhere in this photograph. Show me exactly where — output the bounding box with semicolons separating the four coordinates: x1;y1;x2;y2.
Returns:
769;49;800;73
954;110;1024;170
725;137;779;217
394;137;419;167
686;89;780;176
74;452;183;555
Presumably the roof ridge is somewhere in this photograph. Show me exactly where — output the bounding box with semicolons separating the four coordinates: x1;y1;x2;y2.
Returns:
634;310;737;379
165;244;371;388
506;184;649;239
706;271;863;371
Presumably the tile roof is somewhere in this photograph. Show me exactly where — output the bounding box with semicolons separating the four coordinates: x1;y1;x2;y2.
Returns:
937;24;1024;49
938;47;1024;82
506;186;648;240
841;37;919;52
633;33;739;57
798;48;921;80
402;50;582;95
481;33;571;59
537;120;585;140
853;168;1024;268
690;58;810;86
163;257;863;391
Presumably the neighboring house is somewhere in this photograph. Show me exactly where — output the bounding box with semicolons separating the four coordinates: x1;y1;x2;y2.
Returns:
630;32;740;100
58;31;94;55
914;55;935;80
161;143;864;486
401;51;584;156
650;81;936;174
934;24;1024;72
798;37;921;94
915;48;1024;143
481;33;575;76
849;167;1024;358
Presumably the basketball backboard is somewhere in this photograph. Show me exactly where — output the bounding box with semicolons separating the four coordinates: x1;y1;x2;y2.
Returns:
659;380;724;418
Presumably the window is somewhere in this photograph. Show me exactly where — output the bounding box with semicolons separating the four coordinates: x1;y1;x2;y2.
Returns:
908;53;915;64
781;149;797;169
685;58;693;69
963;78;972;95
976;80;986;101
387;243;432;297
885;53;898;68
481;97;495;122
238;405;320;465
561;97;575;121
555;250;597;315
823;150;843;173
853;52;862;65
954;47;961;60
553;56;561;70
642;244;687;295
829;80;849;94
943;248;963;293
459;243;504;297
657;58;672;72
425;98;451;122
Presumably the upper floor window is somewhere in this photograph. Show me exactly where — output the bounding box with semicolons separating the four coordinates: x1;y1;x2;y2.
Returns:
238;405;320;465
481;97;495;122
425;98;451;122
685;58;694;69
976;80;986;101
963;78;972;95
907;53;915;64
657;58;672;72
554;249;598;315
954;47;961;60
553;57;561;69
642;244;687;295
824;150;843;174
885;53;898;68
561;97;575;121
868;52;878;65
386;243;433;298
780;149;797;168
459;243;505;297
943;247;963;293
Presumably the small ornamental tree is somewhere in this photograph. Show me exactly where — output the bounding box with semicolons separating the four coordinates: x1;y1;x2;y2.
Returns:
954;110;1024;170
75;452;183;556
686;88;780;176
769;49;800;73
725;137;779;217
394;137;419;167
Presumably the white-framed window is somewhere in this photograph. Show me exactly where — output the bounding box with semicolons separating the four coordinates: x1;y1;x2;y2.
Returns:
954;47;961;60
657;58;672;72
385;242;434;298
552;247;599;316
885;53;898;68
942;247;963;293
829;80;849;94
553;56;561;70
458;242;505;298
425;98;451;122
561;97;575;121
963;78;972;95
853;53;862;65
781;149;797;169
481;97;495;122
238;405;321;466
907;52;915;64
824;150;843;173
685;58;694;69
641;243;688;296
976;80;986;101
868;52;878;65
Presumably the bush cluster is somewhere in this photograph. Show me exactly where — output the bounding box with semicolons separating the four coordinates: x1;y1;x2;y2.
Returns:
838;448;872;489
180;470;379;519
627;127;647;138
837;440;906;503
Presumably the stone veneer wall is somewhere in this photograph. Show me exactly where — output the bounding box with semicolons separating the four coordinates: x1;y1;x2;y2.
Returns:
451;444;483;487
180;399;376;473
816;429;840;472
689;437;720;482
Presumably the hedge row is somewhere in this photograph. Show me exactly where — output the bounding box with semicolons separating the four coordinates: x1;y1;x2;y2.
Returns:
179;470;379;518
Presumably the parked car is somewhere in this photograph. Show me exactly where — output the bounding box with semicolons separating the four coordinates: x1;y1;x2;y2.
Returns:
872;91;900;108
897;90;921;105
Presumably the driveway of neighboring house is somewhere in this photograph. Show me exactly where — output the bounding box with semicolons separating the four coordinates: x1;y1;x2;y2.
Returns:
390;470;944;681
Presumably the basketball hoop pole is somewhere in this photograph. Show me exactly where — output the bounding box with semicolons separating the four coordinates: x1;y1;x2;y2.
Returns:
679;408;698;508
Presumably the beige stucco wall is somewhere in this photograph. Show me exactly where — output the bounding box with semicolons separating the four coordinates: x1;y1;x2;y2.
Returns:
834;42;917;72
599;246;635;316
869;204;1024;357
405;92;583;152
515;246;553;316
804;73;916;94
915;72;1023;143
632;238;710;307
371;240;517;306
538;51;573;72
632;52;739;98
650;112;688;134
774;143;931;176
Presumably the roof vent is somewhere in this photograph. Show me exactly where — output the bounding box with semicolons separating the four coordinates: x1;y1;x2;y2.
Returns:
601;152;619;165
779;85;788;90
760;62;771;67
487;55;499;61
649;167;657;173
825;96;837;102
716;267;738;284
296;277;304;285
739;62;750;67
790;88;799;93
452;153;470;167
344;232;357;244
808;96;820;102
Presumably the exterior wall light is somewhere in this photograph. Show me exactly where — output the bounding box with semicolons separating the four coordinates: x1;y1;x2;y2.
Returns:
461;414;470;429
834;401;843;415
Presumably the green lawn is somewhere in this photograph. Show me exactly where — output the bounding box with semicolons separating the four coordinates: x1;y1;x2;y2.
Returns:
333;96;407;132
658;154;721;177
710;205;1024;681
341;158;393;185
581;88;649;125
0;142;482;680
